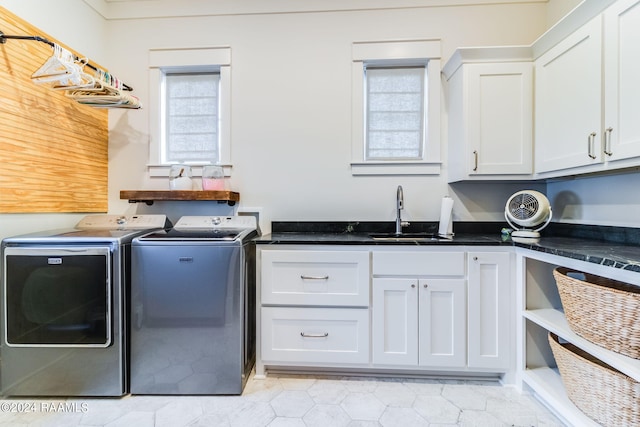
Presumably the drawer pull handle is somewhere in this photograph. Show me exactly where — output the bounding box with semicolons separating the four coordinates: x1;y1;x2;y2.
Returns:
300;275;329;280
300;332;329;338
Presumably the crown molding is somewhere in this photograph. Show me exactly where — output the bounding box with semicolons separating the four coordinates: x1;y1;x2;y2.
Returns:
83;0;546;20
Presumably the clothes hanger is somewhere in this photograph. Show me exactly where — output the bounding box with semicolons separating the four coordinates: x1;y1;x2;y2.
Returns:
52;59;96;90
31;44;80;85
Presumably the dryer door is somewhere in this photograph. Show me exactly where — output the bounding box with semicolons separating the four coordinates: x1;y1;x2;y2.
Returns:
3;246;112;348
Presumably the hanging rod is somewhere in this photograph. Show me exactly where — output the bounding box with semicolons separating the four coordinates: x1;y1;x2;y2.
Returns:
0;31;133;91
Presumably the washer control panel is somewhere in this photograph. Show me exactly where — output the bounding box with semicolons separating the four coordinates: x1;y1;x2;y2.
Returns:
174;216;257;230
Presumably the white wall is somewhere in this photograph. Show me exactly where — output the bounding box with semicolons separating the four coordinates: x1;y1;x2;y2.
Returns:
3;0;636;239
0;0;108;64
104;2;549;232
546;0;582;28
547;171;640;227
0;0;109;239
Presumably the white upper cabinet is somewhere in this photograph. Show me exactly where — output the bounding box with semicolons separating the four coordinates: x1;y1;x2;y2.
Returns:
603;0;640;163
535;0;640;176
444;48;533;182
534;15;603;174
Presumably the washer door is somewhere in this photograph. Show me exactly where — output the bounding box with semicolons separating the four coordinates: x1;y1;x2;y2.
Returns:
3;246;112;348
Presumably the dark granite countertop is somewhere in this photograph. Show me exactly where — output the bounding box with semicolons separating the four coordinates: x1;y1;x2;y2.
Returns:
254;221;505;246
254;231;503;246
254;221;640;274
513;236;640;273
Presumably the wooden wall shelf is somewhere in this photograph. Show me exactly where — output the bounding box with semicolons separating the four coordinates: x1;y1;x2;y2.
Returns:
120;190;240;206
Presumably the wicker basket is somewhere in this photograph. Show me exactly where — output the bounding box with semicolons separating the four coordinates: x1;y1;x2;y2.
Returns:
553;267;640;359
548;333;640;426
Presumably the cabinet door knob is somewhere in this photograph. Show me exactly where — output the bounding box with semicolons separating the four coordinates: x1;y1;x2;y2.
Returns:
411;284;416;288
423;283;428;288
473;256;478;261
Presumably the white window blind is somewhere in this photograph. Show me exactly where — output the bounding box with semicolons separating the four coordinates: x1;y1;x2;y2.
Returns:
164;72;220;163
365;66;425;160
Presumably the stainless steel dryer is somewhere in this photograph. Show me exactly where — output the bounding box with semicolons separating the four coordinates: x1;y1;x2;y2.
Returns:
1;214;170;397
130;215;257;395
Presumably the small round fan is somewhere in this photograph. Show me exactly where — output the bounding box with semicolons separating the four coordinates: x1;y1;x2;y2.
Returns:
504;190;552;239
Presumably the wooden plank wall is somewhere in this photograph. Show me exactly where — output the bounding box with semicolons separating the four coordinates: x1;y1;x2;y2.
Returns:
0;6;108;213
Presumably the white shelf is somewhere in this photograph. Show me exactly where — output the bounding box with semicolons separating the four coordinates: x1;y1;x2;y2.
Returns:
521;367;599;427
524;308;640;382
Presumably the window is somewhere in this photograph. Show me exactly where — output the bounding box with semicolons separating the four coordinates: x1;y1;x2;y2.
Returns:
148;47;231;177
365;66;425;160
164;72;220;163
351;40;441;175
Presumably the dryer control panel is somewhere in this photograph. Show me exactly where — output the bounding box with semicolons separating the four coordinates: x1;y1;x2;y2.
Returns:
76;214;169;230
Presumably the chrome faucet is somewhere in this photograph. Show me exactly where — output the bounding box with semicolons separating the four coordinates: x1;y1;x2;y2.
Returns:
395;185;409;234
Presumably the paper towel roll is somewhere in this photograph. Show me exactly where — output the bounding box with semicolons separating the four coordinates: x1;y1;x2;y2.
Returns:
438;196;454;237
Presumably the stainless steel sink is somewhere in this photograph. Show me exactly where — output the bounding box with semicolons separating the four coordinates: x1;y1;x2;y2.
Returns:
369;233;452;242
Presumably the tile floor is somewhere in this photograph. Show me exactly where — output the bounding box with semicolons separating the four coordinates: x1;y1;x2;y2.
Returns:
0;372;565;427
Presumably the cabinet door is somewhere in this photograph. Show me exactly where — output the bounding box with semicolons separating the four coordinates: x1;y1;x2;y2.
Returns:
467;252;511;370
467;63;533;176
535;16;602;174
418;279;466;368
603;0;640;162
372;278;418;366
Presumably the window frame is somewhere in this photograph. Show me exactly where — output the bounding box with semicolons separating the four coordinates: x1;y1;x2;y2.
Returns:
148;47;231;178
351;40;441;175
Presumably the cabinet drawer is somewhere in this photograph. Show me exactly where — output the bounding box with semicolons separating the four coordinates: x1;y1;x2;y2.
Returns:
261;307;369;364
261;250;369;306
373;251;465;276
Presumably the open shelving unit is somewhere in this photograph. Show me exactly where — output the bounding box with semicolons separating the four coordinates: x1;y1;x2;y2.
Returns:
120;190;240;206
519;251;640;426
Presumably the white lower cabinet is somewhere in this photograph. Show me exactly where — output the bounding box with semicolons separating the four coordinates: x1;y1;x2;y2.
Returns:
467;251;512;371
257;246;371;375
371;250;468;369
372;278;466;368
257;245;513;378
